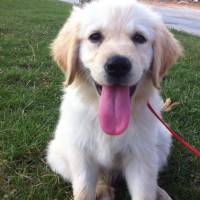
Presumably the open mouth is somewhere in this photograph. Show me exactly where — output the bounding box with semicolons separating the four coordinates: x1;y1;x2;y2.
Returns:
95;83;137;97
95;82;137;136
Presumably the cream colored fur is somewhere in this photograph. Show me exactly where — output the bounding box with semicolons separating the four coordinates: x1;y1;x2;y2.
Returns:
47;0;182;200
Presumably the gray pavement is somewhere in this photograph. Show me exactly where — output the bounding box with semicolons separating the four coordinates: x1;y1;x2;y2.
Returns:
60;0;200;36
61;0;79;4
152;6;200;36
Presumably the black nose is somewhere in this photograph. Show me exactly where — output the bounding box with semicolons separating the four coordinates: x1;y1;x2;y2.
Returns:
104;55;131;78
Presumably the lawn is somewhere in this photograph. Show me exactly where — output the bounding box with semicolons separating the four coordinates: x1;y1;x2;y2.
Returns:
0;0;199;200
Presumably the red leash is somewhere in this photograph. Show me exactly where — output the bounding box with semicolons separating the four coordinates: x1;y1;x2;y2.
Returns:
147;102;200;158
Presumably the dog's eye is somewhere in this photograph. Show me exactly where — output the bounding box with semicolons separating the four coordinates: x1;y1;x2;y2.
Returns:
88;32;103;43
132;33;146;44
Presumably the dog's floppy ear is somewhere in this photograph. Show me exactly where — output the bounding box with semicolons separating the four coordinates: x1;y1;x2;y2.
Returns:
151;25;182;88
51;9;80;86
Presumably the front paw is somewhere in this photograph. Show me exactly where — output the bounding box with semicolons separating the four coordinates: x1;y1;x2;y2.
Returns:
157;186;172;200
96;180;115;200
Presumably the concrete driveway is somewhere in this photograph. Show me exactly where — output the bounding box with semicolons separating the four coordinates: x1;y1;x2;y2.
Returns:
61;0;79;3
60;0;200;36
152;5;200;36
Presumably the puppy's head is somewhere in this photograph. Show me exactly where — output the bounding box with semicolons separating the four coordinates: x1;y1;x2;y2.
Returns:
51;0;182;135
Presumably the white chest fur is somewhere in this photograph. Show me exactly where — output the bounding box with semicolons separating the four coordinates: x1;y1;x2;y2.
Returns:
53;88;159;169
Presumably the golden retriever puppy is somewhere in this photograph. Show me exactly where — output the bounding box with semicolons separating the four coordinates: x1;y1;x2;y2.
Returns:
47;0;182;199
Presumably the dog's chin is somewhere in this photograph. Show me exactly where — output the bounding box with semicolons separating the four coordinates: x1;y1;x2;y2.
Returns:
95;82;137;98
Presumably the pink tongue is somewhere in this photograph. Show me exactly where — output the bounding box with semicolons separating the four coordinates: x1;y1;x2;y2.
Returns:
99;85;131;135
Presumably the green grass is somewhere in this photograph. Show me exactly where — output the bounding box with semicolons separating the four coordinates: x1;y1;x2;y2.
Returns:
0;0;199;199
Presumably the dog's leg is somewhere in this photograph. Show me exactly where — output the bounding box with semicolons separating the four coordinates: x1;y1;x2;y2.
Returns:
69;149;98;200
123;154;158;200
47;140;71;180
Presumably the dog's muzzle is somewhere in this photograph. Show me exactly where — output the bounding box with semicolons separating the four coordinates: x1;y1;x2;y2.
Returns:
94;55;138;135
